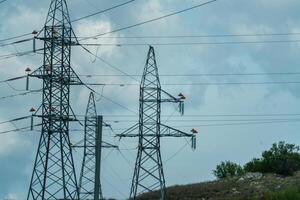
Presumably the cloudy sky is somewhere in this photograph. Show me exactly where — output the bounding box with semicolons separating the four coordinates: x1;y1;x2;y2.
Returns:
1;0;300;199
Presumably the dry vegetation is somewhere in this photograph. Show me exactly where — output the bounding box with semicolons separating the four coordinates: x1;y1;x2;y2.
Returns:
137;171;300;200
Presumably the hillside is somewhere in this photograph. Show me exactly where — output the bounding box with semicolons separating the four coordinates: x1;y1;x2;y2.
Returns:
137;171;300;200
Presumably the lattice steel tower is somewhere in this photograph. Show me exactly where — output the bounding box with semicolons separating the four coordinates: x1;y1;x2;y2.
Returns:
27;0;82;199
117;46;197;200
78;92;117;200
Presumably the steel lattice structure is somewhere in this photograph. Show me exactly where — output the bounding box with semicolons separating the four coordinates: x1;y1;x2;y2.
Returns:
78;92;118;200
117;46;196;200
27;0;82;199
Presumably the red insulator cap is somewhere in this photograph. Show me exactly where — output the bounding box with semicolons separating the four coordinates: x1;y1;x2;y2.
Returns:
180;95;186;100
191;128;198;134
25;67;32;73
29;107;36;112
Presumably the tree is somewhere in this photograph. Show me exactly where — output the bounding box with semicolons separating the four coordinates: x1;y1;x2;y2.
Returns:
213;161;244;179
244;141;300;176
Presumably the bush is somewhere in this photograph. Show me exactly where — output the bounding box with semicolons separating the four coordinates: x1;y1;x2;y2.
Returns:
244;141;300;176
213;161;244;179
244;158;265;173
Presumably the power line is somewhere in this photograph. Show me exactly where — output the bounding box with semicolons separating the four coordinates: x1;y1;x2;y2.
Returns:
78;72;300;77
79;0;219;40
3;73;300;94
84;81;300;86
80;45;139;82
0;32;33;43
101;95;138;115
0;48;43;61
12;120;298;132
71;0;136;23
0;89;41;100
0;0;135;45
79;39;300;46
181;120;300;127
105;118;300;123
0;115;31;125
0;37;33;48
0;75;26;83
0;123;42;135
98;113;300;117
80;32;300;39
108;120;300;130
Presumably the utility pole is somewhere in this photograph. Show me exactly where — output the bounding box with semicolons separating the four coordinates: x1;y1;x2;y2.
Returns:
27;0;83;199
117;46;197;200
78;92;118;200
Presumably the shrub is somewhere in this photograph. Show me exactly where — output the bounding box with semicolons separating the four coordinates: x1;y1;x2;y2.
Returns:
244;158;265;173
244;141;300;176
213;161;244;179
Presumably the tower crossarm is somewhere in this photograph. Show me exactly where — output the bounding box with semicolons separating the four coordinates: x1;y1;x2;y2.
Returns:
160;89;182;103
72;142;118;149
160;124;193;137
160;124;196;150
28;65;82;85
116;123;196;150
115;123;139;138
102;141;118;149
160;89;185;115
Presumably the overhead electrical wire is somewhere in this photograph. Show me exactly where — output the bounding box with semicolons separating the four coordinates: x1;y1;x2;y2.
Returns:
79;39;300;47
0;48;43;61
0;32;33;44
0;37;33;48
79;0;219;40
2;71;300;88
108;120;300;131
0;75;26;83
0;123;42;135
84;81;300;86
71;0;136;23
2;120;298;135
0;89;41;100
0;115;31;126
82;32;300;39
79;72;300;77
105;118;300;123
101;95;138;115
100;113;300;117
0;0;136;46
3;0;300;51
179;120;300;127
80;45;139;82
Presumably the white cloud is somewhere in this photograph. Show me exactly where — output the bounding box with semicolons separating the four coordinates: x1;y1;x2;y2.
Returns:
4;193;19;200
74;19;119;57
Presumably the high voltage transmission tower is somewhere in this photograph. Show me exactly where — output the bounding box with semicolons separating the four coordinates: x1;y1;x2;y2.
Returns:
27;0;83;199
117;46;197;200
77;92;117;200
